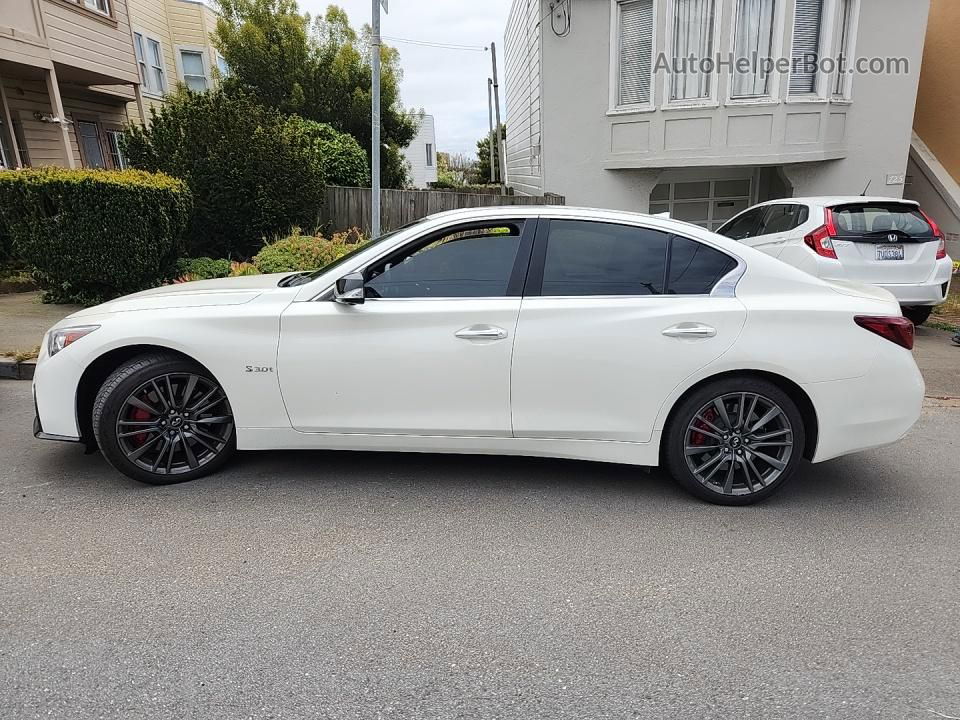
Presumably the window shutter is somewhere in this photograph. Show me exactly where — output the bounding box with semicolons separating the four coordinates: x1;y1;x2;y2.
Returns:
790;0;823;94
618;0;654;106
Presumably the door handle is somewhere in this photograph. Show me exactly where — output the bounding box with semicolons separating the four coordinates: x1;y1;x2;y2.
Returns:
662;323;717;339
455;325;508;341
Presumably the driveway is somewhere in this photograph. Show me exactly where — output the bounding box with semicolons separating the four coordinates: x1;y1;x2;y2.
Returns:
1;379;958;720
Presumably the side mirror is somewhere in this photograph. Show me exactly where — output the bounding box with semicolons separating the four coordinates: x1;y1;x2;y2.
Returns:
334;271;365;305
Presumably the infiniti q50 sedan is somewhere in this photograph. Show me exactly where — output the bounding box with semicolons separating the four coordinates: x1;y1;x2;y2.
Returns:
32;206;924;505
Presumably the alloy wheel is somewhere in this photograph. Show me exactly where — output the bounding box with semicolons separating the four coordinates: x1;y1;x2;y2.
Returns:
683;392;794;497
115;373;234;476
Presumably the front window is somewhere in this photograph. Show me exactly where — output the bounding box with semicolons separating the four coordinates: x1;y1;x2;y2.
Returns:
76;121;106;169
669;0;717;102
148;39;165;94
106;130;127;169
364;223;524;299
81;0;110;16
425;143;433;167
789;0;824;95
180;51;209;92
617;0;655;107
731;0;776;98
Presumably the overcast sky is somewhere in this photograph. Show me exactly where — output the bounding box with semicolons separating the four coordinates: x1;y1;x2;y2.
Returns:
298;0;515;157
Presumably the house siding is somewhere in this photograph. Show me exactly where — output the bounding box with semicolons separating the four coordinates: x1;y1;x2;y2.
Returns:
504;0;543;196
402;114;438;189
41;0;139;83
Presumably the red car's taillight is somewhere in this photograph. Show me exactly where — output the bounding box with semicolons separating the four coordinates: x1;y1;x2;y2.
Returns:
919;209;947;260
854;316;915;350
804;208;839;259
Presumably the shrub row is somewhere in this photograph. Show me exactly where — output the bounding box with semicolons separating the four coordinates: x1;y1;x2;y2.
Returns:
0;168;190;305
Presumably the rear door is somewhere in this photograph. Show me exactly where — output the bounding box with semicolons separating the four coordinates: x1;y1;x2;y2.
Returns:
830;202;940;284
510;219;747;443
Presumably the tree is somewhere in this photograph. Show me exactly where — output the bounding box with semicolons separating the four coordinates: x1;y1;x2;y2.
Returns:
123;88;367;258
471;125;506;185
435;152;473;187
214;0;417;188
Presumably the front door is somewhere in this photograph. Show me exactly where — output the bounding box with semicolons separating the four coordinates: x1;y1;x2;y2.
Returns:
511;219;747;443
277;219;535;436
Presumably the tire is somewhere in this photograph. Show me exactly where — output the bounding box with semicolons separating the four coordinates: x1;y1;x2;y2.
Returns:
901;305;933;327
92;353;236;485
664;377;806;506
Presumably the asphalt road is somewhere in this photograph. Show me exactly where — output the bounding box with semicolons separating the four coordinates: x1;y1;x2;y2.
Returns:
1;380;958;720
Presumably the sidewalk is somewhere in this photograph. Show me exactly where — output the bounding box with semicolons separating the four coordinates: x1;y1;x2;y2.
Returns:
0;292;82;354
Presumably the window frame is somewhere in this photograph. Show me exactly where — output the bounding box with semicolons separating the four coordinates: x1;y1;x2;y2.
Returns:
664;0;724;108
830;0;859;100
104;126;127;169
134;30;168;96
73;117;108;169
425;143;433;167
353;218;538;301
175;46;210;92
525;218;742;298
609;0;658;113
728;0;787;101
787;0;829;99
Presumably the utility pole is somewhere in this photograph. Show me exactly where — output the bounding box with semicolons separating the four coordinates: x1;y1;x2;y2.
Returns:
371;0;385;237
487;78;495;183
490;41;507;192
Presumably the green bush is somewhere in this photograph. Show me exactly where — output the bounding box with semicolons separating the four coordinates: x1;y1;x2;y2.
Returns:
123;88;363;258
175;256;232;280
253;228;366;274
0;168;190;305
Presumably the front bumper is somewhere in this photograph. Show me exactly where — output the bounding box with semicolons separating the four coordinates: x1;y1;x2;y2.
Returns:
32;390;80;443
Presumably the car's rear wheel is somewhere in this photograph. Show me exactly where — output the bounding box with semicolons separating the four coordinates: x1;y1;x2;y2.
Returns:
92;353;236;485
901;305;933;327
664;378;806;505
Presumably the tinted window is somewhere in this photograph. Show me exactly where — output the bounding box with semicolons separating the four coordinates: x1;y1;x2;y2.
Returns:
757;204;807;235
667;236;738;295
541;220;669;296
718;208;764;240
832;203;934;238
365;224;522;298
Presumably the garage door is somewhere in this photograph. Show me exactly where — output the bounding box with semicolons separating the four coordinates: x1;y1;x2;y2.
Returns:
649;179;753;231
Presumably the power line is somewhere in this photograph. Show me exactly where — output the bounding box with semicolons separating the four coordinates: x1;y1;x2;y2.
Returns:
381;35;488;52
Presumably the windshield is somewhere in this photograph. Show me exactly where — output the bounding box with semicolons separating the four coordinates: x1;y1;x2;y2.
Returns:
283;224;417;286
831;203;934;238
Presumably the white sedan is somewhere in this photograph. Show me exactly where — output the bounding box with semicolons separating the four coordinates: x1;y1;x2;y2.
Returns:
33;206;924;505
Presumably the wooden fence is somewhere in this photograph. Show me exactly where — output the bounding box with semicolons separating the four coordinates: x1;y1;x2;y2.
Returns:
321;186;565;235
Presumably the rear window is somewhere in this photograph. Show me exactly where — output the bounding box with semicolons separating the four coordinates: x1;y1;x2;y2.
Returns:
831;203;934;239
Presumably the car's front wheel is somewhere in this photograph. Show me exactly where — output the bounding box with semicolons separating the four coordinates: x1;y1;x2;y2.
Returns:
92;353;236;484
901;305;933;327
664;378;806;505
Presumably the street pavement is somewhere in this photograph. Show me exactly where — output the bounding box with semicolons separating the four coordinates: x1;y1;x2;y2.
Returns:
1;379;958;720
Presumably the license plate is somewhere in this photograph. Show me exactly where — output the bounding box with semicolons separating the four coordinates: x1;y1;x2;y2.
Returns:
876;245;904;261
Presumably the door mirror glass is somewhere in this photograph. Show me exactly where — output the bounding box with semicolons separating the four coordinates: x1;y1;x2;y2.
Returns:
334;271;365;305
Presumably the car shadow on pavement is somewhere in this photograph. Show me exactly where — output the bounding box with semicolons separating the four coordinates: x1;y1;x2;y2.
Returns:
27;440;906;513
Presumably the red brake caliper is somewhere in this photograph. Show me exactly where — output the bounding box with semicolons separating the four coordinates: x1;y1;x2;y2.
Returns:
691;407;717;446
130;406;151;446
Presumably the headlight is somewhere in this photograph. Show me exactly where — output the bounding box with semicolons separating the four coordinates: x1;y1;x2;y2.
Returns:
48;325;99;357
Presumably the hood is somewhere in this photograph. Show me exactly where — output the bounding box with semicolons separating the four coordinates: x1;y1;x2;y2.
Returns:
65;273;292;318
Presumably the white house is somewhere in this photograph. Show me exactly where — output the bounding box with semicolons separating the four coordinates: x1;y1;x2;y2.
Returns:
403;113;438;189
504;0;930;230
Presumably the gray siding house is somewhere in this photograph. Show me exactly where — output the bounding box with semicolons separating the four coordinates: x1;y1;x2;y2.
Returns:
402;113;438;189
504;0;930;229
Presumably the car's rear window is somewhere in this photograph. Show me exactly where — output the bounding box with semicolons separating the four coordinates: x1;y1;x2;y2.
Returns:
831;203;934;238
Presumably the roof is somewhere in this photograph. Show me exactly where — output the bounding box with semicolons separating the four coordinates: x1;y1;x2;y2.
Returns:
755;196;920;207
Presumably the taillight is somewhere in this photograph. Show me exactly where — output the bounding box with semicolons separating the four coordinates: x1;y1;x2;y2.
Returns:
804;208;839;259
919;209;947;260
854;316;915;350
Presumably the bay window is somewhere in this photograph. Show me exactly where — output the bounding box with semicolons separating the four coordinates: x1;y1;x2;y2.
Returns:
617;0;655;107
790;0;824;95
669;0;717;102
731;0;776;98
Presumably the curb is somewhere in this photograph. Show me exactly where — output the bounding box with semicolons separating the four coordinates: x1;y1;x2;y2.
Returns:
0;360;36;381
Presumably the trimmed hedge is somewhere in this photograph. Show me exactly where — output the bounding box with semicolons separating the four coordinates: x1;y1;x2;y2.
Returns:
0;168;190;305
253;228;366;274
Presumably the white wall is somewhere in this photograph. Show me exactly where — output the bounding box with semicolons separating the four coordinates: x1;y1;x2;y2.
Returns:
402;114;438;189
